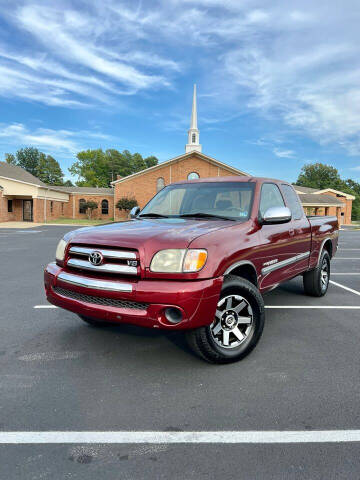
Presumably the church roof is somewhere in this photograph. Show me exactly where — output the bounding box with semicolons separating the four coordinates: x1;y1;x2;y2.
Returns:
111;151;250;185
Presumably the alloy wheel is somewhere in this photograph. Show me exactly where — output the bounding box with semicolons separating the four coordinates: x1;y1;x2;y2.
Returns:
320;258;329;292
210;294;254;349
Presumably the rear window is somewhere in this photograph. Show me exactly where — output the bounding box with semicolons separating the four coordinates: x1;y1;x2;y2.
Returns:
281;184;304;220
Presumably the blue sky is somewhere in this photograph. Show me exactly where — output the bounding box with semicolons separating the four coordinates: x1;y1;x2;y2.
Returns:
0;0;360;183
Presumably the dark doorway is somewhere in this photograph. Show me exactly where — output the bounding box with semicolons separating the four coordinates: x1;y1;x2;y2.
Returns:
23;200;33;222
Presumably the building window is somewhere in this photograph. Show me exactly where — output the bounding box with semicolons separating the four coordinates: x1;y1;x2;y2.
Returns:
50;201;53;214
192;133;196;143
7;199;13;213
61;203;64;214
101;199;109;214
79;198;86;214
187;172;200;180
156;177;165;192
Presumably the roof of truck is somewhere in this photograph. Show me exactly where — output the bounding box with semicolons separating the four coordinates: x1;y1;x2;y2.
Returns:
171;176;290;185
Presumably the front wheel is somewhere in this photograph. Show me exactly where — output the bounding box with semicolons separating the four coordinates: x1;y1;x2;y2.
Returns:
186;275;265;364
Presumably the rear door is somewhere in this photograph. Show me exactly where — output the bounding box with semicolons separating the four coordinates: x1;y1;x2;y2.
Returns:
280;184;311;276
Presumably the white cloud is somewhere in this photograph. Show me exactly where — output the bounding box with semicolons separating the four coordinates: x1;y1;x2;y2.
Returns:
273;148;296;159
0;0;359;160
0;123;111;156
350;166;360;171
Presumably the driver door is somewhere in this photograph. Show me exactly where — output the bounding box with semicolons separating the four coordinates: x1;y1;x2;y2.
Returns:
257;183;295;290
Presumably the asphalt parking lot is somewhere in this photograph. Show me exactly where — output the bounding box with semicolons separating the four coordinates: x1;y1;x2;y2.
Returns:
0;225;360;479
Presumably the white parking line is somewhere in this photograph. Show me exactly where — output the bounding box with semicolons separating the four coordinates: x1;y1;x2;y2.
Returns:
1;430;360;444
329;280;360;297
265;306;360;309
34;305;57;309
332;273;360;275
333;258;360;260
339;249;360;250
34;305;360;310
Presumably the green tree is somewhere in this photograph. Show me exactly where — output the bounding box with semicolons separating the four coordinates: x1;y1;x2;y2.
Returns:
296;163;344;190
83;200;98;219
116;197;138;213
5;153;16;165
69;149;159;187
5;148;64;186
37;153;64;185
63;179;74;187
16;147;41;177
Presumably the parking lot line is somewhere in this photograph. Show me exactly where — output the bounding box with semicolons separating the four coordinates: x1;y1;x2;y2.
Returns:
332;273;360;275
33;305;360;310
332;258;360;260
329;280;360;297
1;430;360;444
265;306;360;309
33;305;57;309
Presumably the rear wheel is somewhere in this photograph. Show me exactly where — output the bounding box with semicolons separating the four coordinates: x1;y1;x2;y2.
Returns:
303;250;330;297
186;275;265;364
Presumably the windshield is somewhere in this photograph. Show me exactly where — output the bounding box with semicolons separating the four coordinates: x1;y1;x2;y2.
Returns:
139;182;255;221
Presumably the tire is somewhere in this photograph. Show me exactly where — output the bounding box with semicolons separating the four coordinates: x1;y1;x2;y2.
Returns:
186;275;265;364
78;315;114;327
303;250;330;297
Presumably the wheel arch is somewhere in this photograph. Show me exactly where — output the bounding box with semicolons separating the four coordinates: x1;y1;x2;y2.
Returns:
223;261;258;287
318;238;333;265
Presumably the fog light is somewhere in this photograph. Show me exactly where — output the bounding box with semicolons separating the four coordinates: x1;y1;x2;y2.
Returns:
164;307;183;324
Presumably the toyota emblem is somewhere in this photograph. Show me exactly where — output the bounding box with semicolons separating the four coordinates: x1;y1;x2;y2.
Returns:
89;251;104;266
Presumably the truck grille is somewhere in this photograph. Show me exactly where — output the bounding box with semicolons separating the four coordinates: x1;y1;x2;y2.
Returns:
66;245;139;276
54;287;148;310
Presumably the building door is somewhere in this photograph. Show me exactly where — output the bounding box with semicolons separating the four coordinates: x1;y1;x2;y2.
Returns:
23;200;33;222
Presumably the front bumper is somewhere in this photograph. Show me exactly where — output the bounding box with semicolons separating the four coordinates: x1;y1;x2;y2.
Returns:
44;263;223;330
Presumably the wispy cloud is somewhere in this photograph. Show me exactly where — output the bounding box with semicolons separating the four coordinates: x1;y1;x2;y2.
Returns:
273;148;296;159
0;123;111;156
0;0;360;163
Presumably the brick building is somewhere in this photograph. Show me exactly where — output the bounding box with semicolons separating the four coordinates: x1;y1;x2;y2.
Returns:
294;186;354;225
0;162;114;223
0;85;355;224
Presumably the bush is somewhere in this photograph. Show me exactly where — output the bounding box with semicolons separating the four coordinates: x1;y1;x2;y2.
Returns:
83;200;98;219
116;197;138;212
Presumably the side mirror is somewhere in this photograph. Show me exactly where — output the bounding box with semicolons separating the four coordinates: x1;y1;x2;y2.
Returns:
261;206;292;225
130;206;140;218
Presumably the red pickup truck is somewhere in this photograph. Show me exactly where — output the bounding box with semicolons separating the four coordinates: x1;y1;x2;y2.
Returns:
44;177;338;363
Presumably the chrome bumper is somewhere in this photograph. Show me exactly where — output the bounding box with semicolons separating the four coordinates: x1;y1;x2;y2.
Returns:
57;271;133;292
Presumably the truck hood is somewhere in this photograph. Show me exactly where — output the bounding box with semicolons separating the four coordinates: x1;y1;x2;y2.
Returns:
64;218;232;252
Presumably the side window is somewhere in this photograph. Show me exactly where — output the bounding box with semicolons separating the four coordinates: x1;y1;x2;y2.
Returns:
259;183;285;218
79;199;86;214
156;177;165;192
101;199;109;214
281;184;304;220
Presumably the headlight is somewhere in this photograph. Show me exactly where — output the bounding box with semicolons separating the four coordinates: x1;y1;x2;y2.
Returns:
150;249;207;273
55;239;68;262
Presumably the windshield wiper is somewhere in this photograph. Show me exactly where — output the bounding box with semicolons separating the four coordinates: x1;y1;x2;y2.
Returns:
138;213;169;218
179;212;235;221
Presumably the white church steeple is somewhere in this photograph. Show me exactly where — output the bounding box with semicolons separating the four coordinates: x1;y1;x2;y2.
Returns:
185;84;202;153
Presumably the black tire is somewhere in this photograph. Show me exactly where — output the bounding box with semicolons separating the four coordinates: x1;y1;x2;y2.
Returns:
78;315;114;327
186;275;265;364
303;250;330;297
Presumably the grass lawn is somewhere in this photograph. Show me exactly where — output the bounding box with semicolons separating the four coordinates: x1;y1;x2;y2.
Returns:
45;218;114;225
